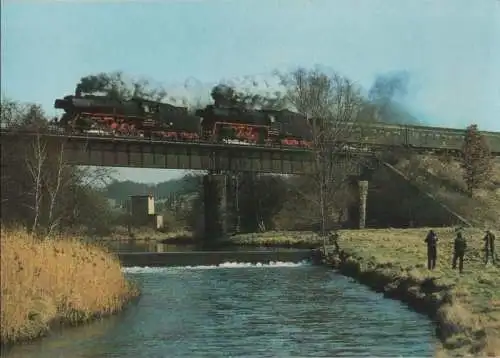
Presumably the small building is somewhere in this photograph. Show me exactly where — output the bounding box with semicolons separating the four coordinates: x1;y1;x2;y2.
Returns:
107;198;117;208
155;215;164;230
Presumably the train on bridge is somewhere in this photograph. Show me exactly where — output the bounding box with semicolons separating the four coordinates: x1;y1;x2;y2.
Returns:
52;85;500;154
53;85;314;148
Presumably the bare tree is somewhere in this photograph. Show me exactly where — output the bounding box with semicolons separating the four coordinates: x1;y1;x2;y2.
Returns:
1;98;119;235
276;67;365;236
1;97;19;129
25;131;47;233
203;73;364;235
23;129;70;235
2;100;48;227
76;166;116;189
45;141;72;235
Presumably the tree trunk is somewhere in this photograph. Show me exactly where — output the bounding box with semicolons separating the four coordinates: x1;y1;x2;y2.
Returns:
47;143;65;235
26;133;46;234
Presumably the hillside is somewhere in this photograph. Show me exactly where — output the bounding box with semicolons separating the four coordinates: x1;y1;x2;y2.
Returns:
105;175;201;204
394;155;500;228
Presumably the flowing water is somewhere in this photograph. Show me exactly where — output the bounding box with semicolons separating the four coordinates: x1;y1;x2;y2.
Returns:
2;262;436;357
99;240;305;253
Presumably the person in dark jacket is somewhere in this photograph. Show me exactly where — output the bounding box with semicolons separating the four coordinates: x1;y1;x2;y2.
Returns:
484;229;496;264
452;231;467;273
424;229;438;270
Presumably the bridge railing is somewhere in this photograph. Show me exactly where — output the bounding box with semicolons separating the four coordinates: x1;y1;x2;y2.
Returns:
3;125;498;156
0;126;373;154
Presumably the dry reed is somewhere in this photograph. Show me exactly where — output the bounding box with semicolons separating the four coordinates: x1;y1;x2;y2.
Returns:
0;229;139;345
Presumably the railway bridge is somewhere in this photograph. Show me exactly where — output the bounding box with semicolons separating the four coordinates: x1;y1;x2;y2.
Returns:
1;124;499;240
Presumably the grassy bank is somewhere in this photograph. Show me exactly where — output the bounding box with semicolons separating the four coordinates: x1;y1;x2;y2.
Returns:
160;230;322;247
225;231;322;248
96;226;193;243
99;229;322;247
326;228;499;357
0;229;140;345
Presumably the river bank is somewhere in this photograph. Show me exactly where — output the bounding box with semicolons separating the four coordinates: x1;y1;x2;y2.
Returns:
326;228;499;357
95;227;192;243
96;228;319;248
0;229;140;347
205;228;499;357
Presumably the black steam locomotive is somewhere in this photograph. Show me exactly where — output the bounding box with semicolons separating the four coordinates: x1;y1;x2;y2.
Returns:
53;85;314;148
52;86;500;155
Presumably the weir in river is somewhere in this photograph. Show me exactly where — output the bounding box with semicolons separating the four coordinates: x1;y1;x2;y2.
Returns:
2;260;436;358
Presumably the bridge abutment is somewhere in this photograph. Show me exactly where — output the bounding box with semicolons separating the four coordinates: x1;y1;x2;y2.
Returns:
203;174;228;243
358;180;369;229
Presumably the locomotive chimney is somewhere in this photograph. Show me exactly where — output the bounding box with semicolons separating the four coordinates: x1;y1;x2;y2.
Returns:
75;84;82;97
211;84;235;108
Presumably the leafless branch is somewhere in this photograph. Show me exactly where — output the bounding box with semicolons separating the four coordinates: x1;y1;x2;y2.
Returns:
25;132;47;233
46;141;69;235
276;67;365;234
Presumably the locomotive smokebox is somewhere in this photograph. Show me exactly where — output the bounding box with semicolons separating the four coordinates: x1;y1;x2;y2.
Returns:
54;98;70;110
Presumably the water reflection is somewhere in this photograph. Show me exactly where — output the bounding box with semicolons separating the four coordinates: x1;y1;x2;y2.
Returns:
1;313;126;358
100;239;198;253
97;239;304;253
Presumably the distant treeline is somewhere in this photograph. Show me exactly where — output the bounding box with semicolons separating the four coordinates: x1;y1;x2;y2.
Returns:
105;175;200;204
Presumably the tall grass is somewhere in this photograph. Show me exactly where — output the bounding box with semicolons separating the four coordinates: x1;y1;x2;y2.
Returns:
0;229;139;345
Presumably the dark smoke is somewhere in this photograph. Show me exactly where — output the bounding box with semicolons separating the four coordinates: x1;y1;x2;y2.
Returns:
75;73;115;96
367;71;418;124
368;71;410;104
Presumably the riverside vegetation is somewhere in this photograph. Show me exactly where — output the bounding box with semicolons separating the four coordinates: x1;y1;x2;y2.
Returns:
1;97;142;347
225;228;500;357
0;229;139;346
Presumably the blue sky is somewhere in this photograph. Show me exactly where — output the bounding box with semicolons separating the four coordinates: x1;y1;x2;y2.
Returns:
2;0;499;183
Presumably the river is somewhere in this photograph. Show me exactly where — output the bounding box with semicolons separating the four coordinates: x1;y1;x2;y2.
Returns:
97;240;308;253
2;262;436;357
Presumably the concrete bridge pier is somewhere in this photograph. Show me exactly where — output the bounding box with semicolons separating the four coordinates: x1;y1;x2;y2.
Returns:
203;174;228;242
358;180;369;229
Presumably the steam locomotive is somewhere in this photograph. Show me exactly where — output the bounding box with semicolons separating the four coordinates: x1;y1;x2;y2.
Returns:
53;85;314;148
52;86;500;154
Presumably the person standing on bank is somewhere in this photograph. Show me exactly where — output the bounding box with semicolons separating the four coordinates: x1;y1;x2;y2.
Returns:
452;230;467;273
424;229;438;270
484;229;496;264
